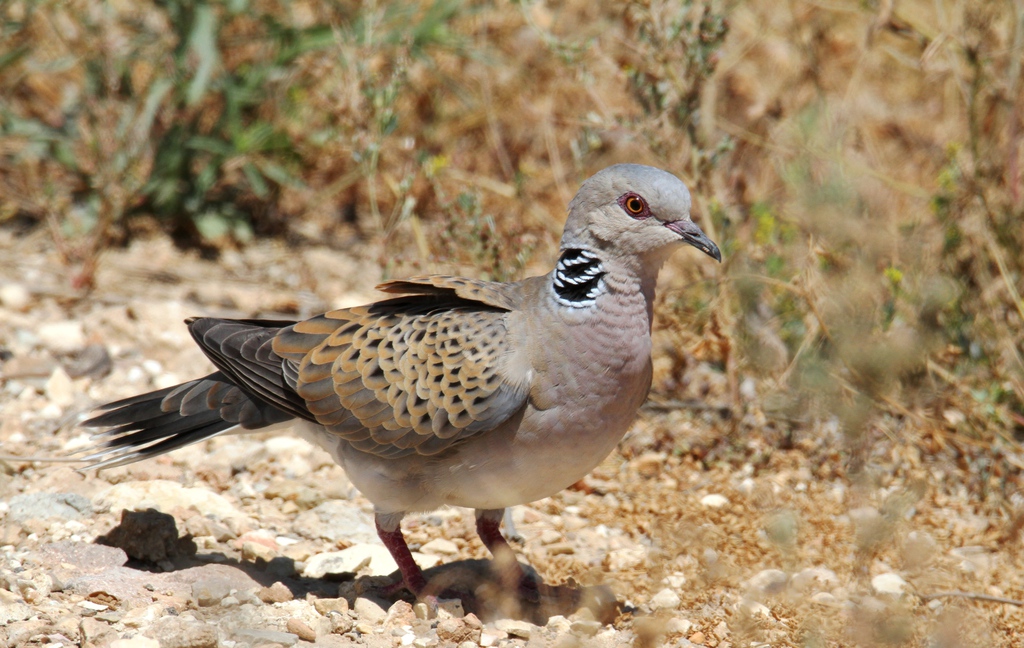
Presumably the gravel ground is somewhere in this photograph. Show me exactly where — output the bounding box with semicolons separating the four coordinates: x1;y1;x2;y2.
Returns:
3;231;1024;647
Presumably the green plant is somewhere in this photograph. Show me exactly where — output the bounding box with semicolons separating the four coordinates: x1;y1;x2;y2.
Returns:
142;1;334;242
623;0;732;193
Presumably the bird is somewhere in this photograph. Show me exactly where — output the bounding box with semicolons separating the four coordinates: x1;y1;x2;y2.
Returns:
77;164;721;598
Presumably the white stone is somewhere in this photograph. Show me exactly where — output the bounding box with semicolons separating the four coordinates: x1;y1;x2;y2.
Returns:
700;494;729;508
950;546;990;573
305;545;393;579
142;359;164;376
810;592;838;606
545;615;571;633
666;618;692;635
665;572;686;588
40;403;62;419
871;572;908;596
95;480;244;520
606;546;646;571
0;283;30;311
745;569;788;596
848;506;882;528
649;588;681;611
63;432;95;453
353;596;389;623
0;598;31;624
79;600;109;611
738;599;771;619
494;619;536;639
303;544;436;579
420;538;460;555
791;567;839;592
737;477;756;496
45;366;75;407
37;320;86;352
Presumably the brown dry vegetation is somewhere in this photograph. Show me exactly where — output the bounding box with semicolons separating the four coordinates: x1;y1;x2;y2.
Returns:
2;0;1024;646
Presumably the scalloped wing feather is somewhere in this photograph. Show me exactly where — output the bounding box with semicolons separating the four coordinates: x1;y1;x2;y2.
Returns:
272;276;529;458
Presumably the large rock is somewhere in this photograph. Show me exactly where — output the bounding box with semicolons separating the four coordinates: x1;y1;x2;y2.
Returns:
95;480;243;520
8;492;92;522
292;500;377;545
303;544;398;579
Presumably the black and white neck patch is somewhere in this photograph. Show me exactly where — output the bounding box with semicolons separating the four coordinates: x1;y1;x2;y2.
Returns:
552;248;606;308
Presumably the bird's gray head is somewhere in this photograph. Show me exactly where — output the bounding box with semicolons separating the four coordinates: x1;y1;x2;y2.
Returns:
561;164;721;264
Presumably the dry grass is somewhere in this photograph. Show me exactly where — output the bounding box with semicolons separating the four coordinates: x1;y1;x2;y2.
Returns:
2;0;1024;645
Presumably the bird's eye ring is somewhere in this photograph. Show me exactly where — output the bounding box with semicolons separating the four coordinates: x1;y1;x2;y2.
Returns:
619;192;649;218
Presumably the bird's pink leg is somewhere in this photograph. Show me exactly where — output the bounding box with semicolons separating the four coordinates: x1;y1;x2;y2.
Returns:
375;515;427;595
476;508;538;600
475;508;517;562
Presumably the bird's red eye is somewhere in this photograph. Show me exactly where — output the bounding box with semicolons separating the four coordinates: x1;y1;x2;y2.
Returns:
619;193;648;218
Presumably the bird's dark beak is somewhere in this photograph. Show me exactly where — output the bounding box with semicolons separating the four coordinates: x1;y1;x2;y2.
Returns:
665;220;722;262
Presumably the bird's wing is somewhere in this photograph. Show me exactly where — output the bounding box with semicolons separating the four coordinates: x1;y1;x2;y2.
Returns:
186;318;318;422
273;276;531;458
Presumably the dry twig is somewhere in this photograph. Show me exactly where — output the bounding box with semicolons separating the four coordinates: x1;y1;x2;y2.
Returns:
918;591;1024;607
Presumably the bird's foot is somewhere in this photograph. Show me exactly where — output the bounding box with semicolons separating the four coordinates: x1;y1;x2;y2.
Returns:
515;568;542;604
378;576;417;599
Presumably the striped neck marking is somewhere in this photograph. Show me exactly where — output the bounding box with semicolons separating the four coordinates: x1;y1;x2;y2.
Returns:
553;248;606;308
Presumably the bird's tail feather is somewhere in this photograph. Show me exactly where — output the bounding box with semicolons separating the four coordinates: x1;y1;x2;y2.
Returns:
76;371;293;470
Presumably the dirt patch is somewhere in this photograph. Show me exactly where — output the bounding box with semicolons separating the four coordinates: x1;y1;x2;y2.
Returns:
2;233;1023;647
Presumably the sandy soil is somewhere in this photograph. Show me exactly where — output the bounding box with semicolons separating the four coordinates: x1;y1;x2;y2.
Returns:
2;230;1023;647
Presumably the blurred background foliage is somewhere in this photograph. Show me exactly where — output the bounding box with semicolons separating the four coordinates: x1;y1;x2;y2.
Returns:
1;0;1023;500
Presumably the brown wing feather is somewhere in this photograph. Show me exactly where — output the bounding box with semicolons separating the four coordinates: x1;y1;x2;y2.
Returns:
272;276;529;458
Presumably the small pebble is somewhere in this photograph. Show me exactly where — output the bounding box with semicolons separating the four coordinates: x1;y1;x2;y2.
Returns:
700;494;729;508
570;619;602;637
242;540;278;562
0;283;30;311
495;618;537;639
38;321;86;353
313;597;349;616
871;572;908;596
649;587;681;611
354;596;388;624
355;621;376;635
413;601;431;620
738;599;771;618
419;537;459;555
257;582;293;603
791;567;838;591
546;615;571;633
714;621;729;639
479;630;505;647
811;592;838;606
286;618;316;642
45;367;75;407
745;569;788;596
